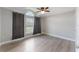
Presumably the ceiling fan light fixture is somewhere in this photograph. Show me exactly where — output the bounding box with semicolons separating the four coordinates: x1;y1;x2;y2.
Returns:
41;11;45;14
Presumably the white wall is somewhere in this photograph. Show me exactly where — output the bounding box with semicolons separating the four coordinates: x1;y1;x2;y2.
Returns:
0;8;12;43
41;11;76;41
76;8;79;46
0;9;1;42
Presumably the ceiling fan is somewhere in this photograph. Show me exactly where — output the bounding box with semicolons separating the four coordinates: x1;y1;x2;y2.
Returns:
37;7;50;14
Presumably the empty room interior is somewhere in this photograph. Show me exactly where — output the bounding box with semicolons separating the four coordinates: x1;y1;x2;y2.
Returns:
0;7;79;52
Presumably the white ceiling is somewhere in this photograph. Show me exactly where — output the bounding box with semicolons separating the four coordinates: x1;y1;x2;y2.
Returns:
39;7;76;17
4;7;76;17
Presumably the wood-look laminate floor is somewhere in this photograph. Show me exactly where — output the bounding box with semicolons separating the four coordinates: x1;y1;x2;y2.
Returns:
0;35;75;52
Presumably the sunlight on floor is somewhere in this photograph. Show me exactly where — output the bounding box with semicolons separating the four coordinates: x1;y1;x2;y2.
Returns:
25;38;35;51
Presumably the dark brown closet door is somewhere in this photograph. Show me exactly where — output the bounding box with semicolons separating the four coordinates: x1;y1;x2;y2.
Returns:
12;12;24;39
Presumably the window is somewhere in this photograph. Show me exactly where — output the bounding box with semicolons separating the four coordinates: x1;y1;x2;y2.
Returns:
24;11;34;35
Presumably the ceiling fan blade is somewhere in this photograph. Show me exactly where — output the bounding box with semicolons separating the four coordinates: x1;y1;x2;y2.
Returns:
37;8;41;10
45;7;49;9
36;11;41;12
41;7;44;9
40;7;44;11
45;10;50;12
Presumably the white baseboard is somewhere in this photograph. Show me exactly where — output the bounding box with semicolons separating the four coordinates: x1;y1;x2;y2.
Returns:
0;33;41;46
0;33;75;46
42;32;75;42
76;48;79;52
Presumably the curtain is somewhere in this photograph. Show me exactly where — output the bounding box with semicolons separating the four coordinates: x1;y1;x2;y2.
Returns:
33;17;41;34
12;12;24;39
